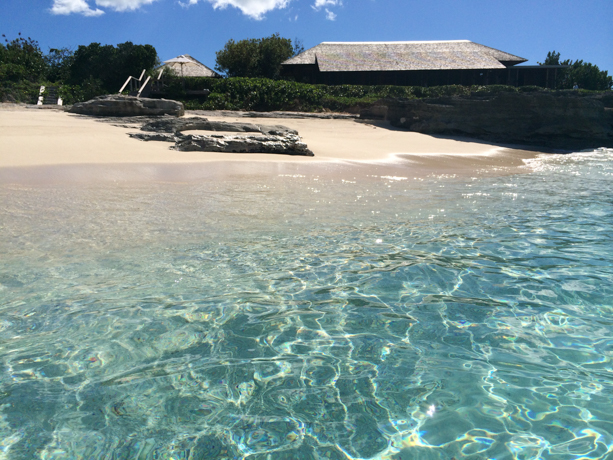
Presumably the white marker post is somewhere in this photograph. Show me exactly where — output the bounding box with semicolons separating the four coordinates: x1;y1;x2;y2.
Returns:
37;86;45;106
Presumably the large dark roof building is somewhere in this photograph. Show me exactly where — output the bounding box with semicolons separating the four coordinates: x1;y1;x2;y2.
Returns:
281;40;562;87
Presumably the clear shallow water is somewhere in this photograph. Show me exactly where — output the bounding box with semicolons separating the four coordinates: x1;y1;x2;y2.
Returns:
0;150;612;460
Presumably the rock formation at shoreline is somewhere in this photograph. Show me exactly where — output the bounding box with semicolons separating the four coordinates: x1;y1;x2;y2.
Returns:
139;118;298;136
188;110;358;120
129;117;314;156
372;92;613;150
69;95;184;117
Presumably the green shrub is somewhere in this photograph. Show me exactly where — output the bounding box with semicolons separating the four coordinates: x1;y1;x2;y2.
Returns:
472;85;519;95
158;76;611;113
0;80;42;103
518;85;542;93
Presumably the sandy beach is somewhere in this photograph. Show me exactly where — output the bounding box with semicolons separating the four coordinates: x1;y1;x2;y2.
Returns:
0;104;541;183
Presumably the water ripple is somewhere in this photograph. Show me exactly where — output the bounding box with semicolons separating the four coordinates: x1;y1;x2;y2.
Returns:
0;149;612;458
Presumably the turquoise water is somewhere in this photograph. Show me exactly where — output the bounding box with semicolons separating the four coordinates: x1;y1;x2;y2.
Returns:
0;149;612;459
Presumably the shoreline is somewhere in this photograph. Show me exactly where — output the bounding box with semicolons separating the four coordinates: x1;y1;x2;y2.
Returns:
0;104;545;184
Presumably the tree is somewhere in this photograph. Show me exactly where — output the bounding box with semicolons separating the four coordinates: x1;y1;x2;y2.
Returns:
215;34;303;79
44;47;74;83
0;33;47;83
114;41;159;86
539;50;562;66
68;41;158;93
539;51;612;90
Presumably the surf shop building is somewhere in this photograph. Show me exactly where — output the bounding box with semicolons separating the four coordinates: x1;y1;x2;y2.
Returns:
281;40;564;88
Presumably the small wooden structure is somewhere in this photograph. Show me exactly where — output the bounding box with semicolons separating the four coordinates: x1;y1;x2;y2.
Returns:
281;41;565;88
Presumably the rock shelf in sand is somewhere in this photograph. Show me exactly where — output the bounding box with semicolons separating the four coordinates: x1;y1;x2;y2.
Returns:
129;117;314;156
69;95;185;117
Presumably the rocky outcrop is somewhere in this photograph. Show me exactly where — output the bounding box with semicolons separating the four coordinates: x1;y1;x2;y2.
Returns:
188;110;358;120
174;133;313;155
140;117;298;135
376;92;613;150
129;117;314;156
68;95;184;117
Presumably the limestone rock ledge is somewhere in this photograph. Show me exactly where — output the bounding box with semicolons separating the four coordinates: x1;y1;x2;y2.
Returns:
129;117;314;156
68;95;184;117
176;133;313;155
378;92;613;151
140;117;297;136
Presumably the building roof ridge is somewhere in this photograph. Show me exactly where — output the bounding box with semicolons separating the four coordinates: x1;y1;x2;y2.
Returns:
320;40;471;45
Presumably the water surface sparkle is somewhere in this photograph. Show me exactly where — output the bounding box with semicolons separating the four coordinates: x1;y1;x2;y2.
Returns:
1;149;612;459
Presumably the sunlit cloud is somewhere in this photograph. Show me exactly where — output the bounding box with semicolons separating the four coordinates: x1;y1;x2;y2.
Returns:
312;0;339;8
50;0;104;16
50;0;297;19
189;0;290;19
312;0;340;20
95;0;158;11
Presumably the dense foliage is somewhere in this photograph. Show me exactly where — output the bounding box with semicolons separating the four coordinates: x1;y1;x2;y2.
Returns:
44;47;74;83
0;33;47;83
0;34;158;103
68;41;158;93
215;34;303;79
2;33;611;110
0;34;49;103
160;74;555;112
539;51;612;90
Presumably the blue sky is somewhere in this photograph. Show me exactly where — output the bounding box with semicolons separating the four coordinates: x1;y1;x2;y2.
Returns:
2;0;612;76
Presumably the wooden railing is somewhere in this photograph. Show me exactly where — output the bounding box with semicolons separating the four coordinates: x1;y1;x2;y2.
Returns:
118;69;147;96
119;68;165;98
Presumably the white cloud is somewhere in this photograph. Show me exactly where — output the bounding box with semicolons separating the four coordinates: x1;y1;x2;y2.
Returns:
95;0;158;11
202;0;290;19
312;0;339;10
51;0;289;18
50;0;104;16
312;0;340;20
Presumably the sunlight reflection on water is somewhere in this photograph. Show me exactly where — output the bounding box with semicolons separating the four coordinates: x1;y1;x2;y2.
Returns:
0;149;612;459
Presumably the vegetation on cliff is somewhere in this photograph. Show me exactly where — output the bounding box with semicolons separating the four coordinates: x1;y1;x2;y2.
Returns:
539;51;612;90
159;74;608;113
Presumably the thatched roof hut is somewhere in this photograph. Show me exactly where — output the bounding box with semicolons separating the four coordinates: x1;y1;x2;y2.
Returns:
162;54;220;78
281;41;558;87
284;40;526;71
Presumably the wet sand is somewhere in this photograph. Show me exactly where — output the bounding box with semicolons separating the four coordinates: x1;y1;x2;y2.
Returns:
0;104;542;184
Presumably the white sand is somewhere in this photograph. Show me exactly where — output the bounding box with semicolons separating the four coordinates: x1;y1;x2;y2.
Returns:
0;105;541;183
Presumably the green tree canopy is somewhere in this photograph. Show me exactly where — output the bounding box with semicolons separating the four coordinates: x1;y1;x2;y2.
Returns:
44;47;74;83
68;41;158;93
215;34;303;79
539;51;612;90
0;33;47;83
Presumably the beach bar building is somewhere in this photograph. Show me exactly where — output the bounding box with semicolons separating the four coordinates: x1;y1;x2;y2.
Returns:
281;40;562;87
